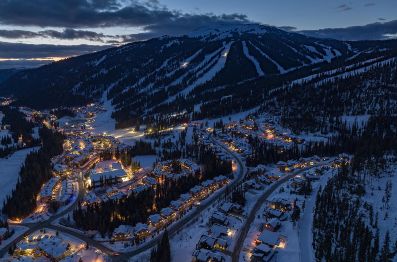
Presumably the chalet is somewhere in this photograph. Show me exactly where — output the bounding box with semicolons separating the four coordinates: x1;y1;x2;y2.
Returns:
208;224;228;239
268;198;292;212
265;208;288;221
256;230;286;248
251;244;276;262
112;225;134;240
190;185;203;197
192;248;226;262
201;179;215;190
161;207;175;219
148;214;162;229
264;218;281;232
219;202;243;215
209;212;229;226
179;193;191;203
170;200;184;211
196;235;228;252
134;223;149;239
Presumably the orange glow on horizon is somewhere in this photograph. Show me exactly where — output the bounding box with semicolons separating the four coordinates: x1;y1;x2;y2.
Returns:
0;56;68;62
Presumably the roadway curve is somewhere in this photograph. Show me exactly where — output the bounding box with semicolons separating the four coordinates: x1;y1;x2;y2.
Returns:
231;164;325;262
0;134;248;262
113;135;248;261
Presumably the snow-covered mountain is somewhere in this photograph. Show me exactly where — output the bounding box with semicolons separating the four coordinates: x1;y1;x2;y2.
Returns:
1;23;396;128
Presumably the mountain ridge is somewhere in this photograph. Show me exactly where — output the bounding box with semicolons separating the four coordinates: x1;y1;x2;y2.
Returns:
1;23;396;129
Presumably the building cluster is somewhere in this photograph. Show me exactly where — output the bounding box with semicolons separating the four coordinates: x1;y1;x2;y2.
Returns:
111;175;230;243
11;229;106;261
152;159;200;181
250;198;292;261
87;160;129;188
192;201;243;262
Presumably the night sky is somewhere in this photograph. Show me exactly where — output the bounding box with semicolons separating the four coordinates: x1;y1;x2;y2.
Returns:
0;0;396;68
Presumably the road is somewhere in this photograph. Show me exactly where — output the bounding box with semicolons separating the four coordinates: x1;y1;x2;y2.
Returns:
0;134;248;262
231;166;317;262
113;135;248;261
0;178;96;257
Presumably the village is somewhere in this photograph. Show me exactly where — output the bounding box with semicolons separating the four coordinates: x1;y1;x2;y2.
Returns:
0;100;350;262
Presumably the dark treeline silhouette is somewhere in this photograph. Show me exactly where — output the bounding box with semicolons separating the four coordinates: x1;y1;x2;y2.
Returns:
313;115;397;262
2;127;64;219
246;115;397;167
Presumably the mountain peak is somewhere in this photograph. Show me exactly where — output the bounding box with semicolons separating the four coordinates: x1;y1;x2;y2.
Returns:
187;23;277;39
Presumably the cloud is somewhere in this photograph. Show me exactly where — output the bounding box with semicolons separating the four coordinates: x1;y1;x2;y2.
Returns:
0;28;112;42
0;0;248;36
0;41;108;59
0;30;41;39
40;28;109;42
300;20;397;41
336;4;352;12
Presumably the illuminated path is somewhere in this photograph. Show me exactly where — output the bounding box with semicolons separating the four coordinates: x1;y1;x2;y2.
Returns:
0;133;248;261
231;163;330;262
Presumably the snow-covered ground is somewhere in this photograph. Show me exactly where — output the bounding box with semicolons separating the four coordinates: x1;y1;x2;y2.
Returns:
91;92;116;135
0;147;39;206
133;155;157;169
239;165;337;262
0;225;29;250
170;204;220;262
2;228;108;262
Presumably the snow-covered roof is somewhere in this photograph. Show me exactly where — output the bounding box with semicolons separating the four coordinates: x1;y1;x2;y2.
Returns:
148;214;162;224
257;230;281;246
113;225;134;236
90;169;126;182
161;207;174;217
209;224;228;238
37;235;69;258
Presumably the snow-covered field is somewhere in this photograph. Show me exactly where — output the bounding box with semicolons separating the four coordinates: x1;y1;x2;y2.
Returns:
133;155;157;169
0;225;29;250
0;147;39;206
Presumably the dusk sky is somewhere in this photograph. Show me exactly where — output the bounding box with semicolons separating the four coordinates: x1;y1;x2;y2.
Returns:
0;0;396;68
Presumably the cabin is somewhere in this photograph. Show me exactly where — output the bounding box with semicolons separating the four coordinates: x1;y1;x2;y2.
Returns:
209;212;229;226
265;208;288;221
264;218;281;232
112;225;134;240
256;230;286;248
208;224;229;239
219;202;243;215
134;223;149;239
251;244;276;262
192;248;226;262
268;198;292;212
148;214;162;229
196;235;228;252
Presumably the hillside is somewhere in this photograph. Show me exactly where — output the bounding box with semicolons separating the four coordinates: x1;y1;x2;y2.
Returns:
1;24;397;129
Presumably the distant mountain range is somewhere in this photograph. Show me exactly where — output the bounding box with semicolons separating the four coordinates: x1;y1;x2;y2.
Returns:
1;23;396;128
